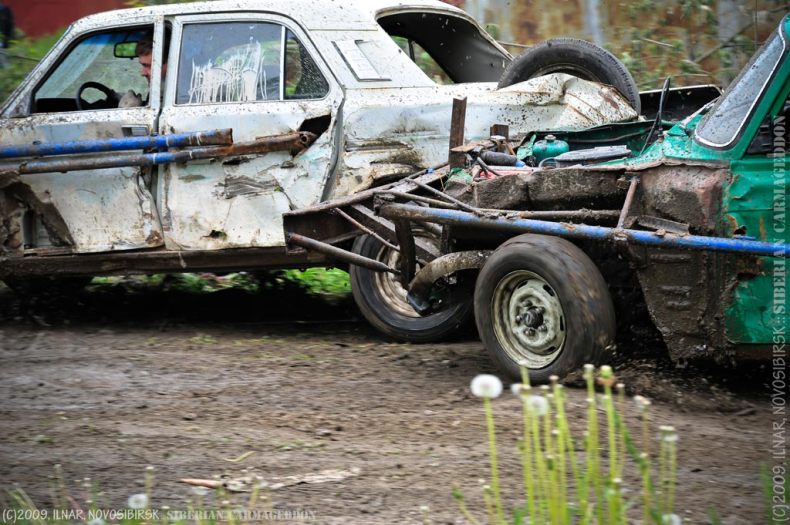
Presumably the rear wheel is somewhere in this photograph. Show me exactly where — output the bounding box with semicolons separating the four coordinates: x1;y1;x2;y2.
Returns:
498;38;641;114
349;234;473;343
474;234;615;382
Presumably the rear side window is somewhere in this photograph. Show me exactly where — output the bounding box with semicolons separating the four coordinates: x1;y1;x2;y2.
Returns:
176;22;328;105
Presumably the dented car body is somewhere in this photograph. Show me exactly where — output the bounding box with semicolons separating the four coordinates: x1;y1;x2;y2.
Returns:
0;0;634;262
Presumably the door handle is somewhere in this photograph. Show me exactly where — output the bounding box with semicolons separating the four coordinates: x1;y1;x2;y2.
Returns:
122;125;150;137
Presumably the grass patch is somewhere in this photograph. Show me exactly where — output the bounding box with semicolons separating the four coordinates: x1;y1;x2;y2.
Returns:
88;268;351;300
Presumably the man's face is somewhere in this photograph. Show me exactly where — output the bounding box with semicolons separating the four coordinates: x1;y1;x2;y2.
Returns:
139;52;153;83
139;52;167;84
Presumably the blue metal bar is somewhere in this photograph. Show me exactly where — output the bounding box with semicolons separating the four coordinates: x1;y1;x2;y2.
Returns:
0;132;313;177
0;129;233;159
378;203;789;258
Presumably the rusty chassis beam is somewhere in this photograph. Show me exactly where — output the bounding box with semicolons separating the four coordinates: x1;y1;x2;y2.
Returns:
393;219;416;286
346;204;439;263
0;247;328;279
377;190;459;209
617;175;640;229
286;233;398;275
333;208;399;252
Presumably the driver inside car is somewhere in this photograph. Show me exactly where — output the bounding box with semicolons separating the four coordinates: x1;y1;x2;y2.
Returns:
118;32;168;108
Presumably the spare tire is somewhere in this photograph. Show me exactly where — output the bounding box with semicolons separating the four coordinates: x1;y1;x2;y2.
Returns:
498;38;641;115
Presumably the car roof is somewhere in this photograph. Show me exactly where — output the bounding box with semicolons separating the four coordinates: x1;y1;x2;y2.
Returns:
71;0;468;31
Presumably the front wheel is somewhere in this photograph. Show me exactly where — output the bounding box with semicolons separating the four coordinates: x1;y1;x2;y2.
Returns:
349;234;473;343
474;234;615;382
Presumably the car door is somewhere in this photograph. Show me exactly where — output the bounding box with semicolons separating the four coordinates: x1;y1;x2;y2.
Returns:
158;13;342;250
0;16;167;254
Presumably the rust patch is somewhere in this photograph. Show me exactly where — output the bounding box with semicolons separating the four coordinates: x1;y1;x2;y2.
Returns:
0;174;74;247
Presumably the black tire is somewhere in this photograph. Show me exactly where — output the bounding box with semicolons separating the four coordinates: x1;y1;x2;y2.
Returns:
349;234;473;343
498;38;641;115
474;234;615;382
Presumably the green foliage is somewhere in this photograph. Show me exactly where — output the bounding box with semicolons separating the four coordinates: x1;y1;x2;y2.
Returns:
608;0;785;89
280;268;351;298
0;31;64;104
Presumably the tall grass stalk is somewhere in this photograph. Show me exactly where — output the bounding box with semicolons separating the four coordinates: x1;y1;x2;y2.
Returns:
466;365;681;525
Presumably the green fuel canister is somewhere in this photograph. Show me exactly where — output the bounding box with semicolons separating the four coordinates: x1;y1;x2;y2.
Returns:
532;134;569;164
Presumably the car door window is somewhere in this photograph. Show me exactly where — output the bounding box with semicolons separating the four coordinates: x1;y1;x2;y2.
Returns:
176;22;328;105
284;29;329;99
33;28;152;114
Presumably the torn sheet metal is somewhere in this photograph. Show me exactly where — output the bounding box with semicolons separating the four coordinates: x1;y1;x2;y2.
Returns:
334;74;637;197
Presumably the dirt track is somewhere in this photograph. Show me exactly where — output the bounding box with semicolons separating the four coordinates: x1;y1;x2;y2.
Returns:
0;282;775;524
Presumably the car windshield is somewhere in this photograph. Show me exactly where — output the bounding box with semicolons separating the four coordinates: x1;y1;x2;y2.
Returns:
695;29;786;147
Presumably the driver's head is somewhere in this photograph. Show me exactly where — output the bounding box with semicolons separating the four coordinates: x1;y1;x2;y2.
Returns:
135;32;168;83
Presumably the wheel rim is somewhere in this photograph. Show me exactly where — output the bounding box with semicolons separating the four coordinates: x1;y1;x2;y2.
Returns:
373;244;421;318
491;270;566;368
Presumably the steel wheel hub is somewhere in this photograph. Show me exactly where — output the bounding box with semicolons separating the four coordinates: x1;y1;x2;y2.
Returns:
492;270;566;368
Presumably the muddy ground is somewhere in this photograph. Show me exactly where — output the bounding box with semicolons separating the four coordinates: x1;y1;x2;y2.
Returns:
0;280;776;524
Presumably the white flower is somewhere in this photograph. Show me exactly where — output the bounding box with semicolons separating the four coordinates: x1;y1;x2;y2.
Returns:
127;493;148;509
527;395;549;416
660;425;678;443
511;383;523;396
662;513;682;525
191;486;210;496
470;374;503;399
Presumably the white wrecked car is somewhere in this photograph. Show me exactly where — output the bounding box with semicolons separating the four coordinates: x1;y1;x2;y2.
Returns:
0;0;638;340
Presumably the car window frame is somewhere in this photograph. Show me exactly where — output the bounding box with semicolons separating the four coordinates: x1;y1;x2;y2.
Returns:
694;27;788;150
167;12;333;108
25;19;165;116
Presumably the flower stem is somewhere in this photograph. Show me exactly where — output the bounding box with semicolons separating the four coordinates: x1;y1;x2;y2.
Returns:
483;397;505;525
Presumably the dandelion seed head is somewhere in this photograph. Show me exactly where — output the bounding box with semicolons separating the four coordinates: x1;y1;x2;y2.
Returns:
540;384;550;392
599;365;613;378
662;513;682;525
527;395;549;416
87;518;106;525
470;374;503;399
583;364;595;373
145;466;155;472
549;375;559;383
419;505;430;512
127;493;148;510
510;383;524;396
